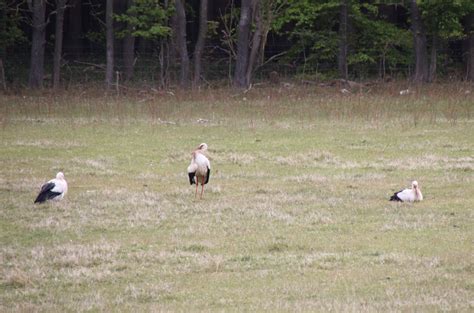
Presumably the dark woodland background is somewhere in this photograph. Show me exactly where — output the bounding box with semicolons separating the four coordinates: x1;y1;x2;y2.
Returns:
1;0;474;90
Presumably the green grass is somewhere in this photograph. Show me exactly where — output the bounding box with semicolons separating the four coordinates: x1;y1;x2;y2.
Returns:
1;85;473;311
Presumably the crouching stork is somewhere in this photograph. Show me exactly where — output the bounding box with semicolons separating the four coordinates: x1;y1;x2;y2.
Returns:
34;172;68;204
390;180;423;202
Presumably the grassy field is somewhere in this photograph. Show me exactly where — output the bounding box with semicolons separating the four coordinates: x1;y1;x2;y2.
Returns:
1;84;473;311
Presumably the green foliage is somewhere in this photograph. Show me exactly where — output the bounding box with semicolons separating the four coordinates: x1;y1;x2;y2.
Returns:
460;0;474;13
274;0;412;76
273;0;340;71
350;3;412;75
273;0;340;31
85;30;106;46
115;0;173;39
311;31;339;61
0;2;26;56
419;0;464;39
206;20;219;38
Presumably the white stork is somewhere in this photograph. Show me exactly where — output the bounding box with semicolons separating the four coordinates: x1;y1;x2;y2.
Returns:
187;143;211;199
389;180;423;202
34;172;68;204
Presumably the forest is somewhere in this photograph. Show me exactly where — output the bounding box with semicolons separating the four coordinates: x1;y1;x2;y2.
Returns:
1;0;474;90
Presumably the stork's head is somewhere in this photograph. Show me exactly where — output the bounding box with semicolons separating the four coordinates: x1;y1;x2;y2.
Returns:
56;172;65;180
412;180;419;189
198;143;208;151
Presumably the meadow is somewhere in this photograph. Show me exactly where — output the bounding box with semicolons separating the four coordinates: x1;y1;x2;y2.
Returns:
1;83;473;311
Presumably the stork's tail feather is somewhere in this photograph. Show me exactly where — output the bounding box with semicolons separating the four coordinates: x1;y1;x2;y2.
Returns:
34;193;47;204
34;190;61;203
389;194;402;202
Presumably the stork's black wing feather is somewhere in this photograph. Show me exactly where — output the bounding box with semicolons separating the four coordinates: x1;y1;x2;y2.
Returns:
389;190;403;202
204;168;210;184
39;182;55;193
34;182;61;203
188;172;196;185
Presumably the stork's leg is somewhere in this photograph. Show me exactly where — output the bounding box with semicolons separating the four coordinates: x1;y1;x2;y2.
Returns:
200;180;204;199
195;176;199;198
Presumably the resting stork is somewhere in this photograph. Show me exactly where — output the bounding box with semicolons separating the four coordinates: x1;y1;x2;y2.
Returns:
34;172;68;204
390;180;423;202
187;143;211;199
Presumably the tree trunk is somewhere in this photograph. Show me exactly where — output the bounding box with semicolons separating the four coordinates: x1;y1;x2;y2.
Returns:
410;0;429;83
0;2;6;90
28;0;47;89
53;0;67;89
168;0;177;66
233;0;253;88
338;0;348;80
379;48;386;80
467;13;474;81
428;36;437;82
175;0;189;88
193;0;208;87
67;0;82;58
159;39;166;88
0;59;6;90
159;0;172;89
123;0;135;81
0;1;6;60
246;0;280;86
245;0;261;86
105;0;114;89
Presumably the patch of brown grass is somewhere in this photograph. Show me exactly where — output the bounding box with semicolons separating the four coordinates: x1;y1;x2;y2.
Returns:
2;82;473;125
2;267;32;288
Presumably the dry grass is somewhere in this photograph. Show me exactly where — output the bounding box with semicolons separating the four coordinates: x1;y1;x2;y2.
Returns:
0;83;473;311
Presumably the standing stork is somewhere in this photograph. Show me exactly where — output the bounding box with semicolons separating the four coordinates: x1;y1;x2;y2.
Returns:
34;172;68;204
187;143;211;199
389;180;423;202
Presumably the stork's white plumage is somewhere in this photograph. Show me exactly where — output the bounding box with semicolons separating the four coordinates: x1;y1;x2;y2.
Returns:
34;172;68;204
389;180;423;202
187;143;211;199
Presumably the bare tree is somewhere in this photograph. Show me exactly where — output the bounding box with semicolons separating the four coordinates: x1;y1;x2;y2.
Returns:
0;59;6;91
105;0;114;88
234;0;282;89
0;2;6;83
193;0;208;87
247;1;284;86
410;0;429;83
67;0;82;58
53;0;68;89
338;0;349;80
245;0;262;85
233;0;253;88
467;13;474;81
219;0;237;82
0;3;5;90
158;0;173;89
28;0;47;89
122;0;135;81
175;0;189;88
428;36;437;82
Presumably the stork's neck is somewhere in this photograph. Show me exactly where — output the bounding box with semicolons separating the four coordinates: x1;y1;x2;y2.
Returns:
193;149;205;158
415;188;422;200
